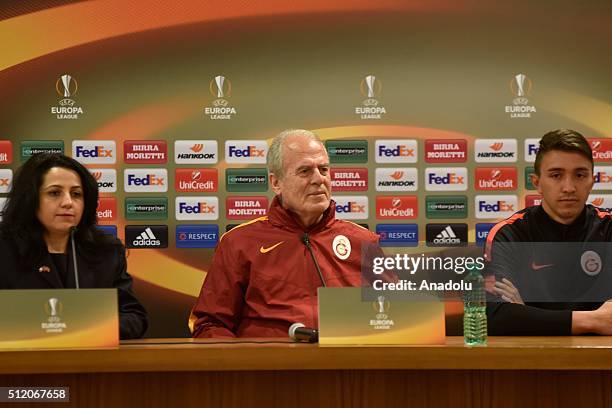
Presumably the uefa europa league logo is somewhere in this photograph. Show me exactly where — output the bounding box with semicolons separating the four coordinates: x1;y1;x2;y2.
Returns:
56;74;78;106
210;75;231;107
510;73;531;105
48;298;59;316
360;74;381;106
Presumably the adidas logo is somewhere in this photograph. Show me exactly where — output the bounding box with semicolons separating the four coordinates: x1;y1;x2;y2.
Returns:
433;226;461;245
132;227;161;247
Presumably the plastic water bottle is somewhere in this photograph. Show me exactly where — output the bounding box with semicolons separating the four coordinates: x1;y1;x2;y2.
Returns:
463;267;487;346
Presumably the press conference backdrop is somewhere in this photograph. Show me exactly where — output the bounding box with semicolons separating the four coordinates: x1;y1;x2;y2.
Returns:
0;1;610;336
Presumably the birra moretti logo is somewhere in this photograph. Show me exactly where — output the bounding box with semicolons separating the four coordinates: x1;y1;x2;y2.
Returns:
51;74;84;119
355;75;386;119
505;73;536;118
204;75;237;120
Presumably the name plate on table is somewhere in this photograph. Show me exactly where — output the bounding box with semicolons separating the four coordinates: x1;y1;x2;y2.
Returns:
318;287;445;345
0;289;118;350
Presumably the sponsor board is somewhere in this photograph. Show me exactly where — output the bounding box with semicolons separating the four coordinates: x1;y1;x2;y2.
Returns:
0;140;12;164
375;140;417;164
225;140;267;164
474;139;517;163
174;140;218;164
424;139;467;163
525;167;536;190
125;197;168;220
474;167;517;191
226;168;268;192
426;223;468;247
326;140;368;163
333;195;369;220
375;196;418;219
20;141;64;161
124;140;167;164
475;223;496;246
226;196;268;220
475;195;518;219
330;168;368;191
0;169;13;193
175;168;217;192
124;169;168;193
176;196;219;221
96;197;116;221
89;169;117;193
72;140;116;164
375;167;417;192
176;225;219;248
376;224;418;247
425;195;468;219
425;167;468;191
588;195;612;212
125;225;168;249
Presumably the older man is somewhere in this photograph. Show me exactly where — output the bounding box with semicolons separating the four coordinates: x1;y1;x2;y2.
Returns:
192;129;379;338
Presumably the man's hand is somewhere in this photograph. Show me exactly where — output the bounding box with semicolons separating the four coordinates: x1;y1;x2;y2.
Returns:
493;278;524;305
573;301;612;335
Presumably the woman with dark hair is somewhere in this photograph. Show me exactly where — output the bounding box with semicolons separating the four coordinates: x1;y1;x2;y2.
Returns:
0;153;147;339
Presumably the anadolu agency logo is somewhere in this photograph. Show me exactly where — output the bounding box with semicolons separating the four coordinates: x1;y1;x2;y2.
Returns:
355;74;386;120
204;75;237;120
51;74;84;119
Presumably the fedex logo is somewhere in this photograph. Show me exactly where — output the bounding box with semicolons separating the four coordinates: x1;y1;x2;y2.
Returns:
72;140;116;164
175;140;217;164
225;140;268;164
96;197;117;221
593;166;612;190
89;169;116;193
124;169;168;192
524;138;539;163
589;139;612;163
475;195;518;219
175;196;219;220
333;196;368;220
425;168;467;191
375;140;418;163
0;169;12;193
0;140;12;164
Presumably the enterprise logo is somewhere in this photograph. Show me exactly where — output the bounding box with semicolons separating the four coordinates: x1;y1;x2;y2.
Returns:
375;140;417;164
0;169;13;193
125;197;168;220
176;196;219;220
174;140;218;164
72;140;116;164
176;225;219;249
20;141;64;161
225;140;268;164
426;224;467;247
475;139;517;163
124;169;168;193
376;224;418;247
125;225;168;249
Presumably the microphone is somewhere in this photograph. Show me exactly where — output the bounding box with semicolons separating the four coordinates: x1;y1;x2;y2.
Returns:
288;323;319;343
301;233;326;286
70;226;80;289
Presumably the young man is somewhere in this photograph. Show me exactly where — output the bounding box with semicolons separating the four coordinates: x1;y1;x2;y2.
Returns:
192;129;379;338
486;129;612;335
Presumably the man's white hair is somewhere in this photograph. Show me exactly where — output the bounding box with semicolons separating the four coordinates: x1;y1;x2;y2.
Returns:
267;129;324;179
